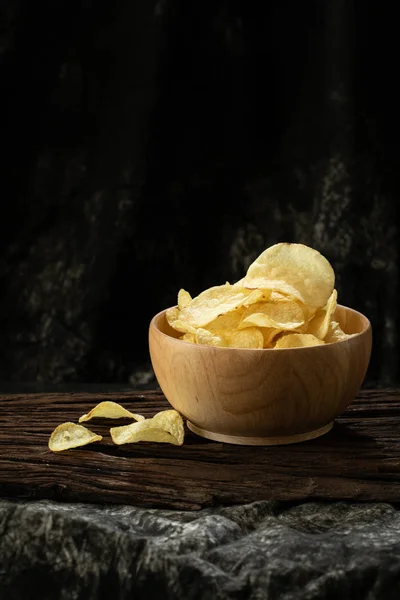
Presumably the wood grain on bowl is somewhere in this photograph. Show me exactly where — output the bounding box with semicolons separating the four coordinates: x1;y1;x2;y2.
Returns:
149;305;372;445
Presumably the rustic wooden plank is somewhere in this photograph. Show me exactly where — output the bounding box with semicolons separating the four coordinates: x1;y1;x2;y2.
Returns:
1;389;400;510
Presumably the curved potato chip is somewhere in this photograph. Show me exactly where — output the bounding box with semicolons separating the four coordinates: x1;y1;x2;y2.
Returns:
226;327;264;349
166;307;197;335
110;410;184;446
307;289;338;340
259;327;283;348
166;306;180;326
243;243;334;308
152;410;185;445
178;284;265;328
178;289;192;310
78;401;145;423
196;328;227;347
110;422;178;445
268;290;294;302
181;332;196;343
325;320;350;343
243;279;306;304
171;319;197;334
274;333;325;348
49;422;102;452
232;278;245;287
206;307;245;334
239;300;305;331
242;289;264;307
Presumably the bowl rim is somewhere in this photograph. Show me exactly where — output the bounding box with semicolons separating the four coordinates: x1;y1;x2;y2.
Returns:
149;304;372;352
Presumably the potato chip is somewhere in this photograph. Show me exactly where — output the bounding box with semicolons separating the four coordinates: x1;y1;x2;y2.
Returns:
226;327;264;349
242;289;264;307
178;289;192;310
178;284;263;328
78;401;145;423
152;410;185;445
110;410;184;446
244;279;306;304
274;333;325;348
172;319;197;334
243;243;335;309
110;421;177;445
206;307;246;334
166;306;197;334
259;327;282;348
181;332;196;343
196;328;227;347
269;290;294;302
325;320;350;343
48;422;102;452
166;306;180;326
238;300;305;331
307;289;338;340
232;277;245;287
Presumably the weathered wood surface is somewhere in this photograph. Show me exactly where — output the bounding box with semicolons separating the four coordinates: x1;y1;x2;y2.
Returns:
1;389;400;510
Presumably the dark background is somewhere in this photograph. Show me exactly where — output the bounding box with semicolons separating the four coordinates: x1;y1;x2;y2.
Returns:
0;0;398;387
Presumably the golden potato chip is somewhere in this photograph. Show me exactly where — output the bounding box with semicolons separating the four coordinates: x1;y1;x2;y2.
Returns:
206;307;246;334
152;410;185;445
166;306;180;326
110;421;177;445
78;401;145;423
166;307;197;334
325;320;350;343
196;328;227;347
110;410;184;446
239;300;305;331
49;422;102;452
172;319;197;334
232;277;245;287
259;327;282;348
181;332;196;343
243;243;334;309
244;279;306;304
307;289;338;340
178;289;192;310
177;284;264;328
268;290;294;302
274;333;325;348
242;289;264;307
179;284;262;328
226;327;264;349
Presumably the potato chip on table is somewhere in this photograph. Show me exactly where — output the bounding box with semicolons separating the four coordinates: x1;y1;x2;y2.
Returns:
49;423;102;452
79;401;145;423
48;401;185;451
110;410;184;446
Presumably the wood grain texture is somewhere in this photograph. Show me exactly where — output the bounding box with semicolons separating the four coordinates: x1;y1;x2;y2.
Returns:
1;389;400;510
149;305;372;443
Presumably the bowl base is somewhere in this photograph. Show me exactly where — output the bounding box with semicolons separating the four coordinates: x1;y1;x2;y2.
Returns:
186;420;334;446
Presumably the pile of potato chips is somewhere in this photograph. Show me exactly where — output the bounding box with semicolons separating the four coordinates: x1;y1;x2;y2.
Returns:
167;242;351;349
48;401;184;452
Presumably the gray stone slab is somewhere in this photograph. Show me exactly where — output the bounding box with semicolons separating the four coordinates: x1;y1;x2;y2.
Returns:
1;500;400;599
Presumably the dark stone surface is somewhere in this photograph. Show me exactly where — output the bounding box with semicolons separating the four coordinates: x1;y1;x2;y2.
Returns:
1;499;400;599
0;1;399;385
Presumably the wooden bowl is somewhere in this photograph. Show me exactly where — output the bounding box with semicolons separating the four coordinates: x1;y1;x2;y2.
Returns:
149;305;372;445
